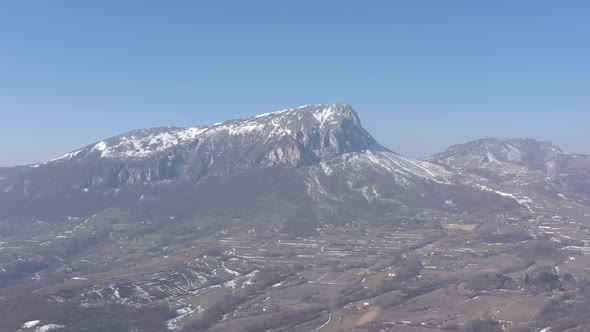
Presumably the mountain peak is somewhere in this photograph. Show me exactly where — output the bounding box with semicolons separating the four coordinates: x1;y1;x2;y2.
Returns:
44;103;376;165
467;138;561;152
441;138;563;163
294;103;359;123
244;103;360;128
428;137;564;181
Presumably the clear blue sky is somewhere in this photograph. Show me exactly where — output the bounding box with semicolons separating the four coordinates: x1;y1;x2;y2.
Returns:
1;1;589;166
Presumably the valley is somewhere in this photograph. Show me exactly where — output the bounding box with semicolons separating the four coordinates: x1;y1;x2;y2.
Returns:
3;199;590;331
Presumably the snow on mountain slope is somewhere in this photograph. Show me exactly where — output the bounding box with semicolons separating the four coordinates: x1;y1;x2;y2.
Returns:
46;103;368;162
428;138;590;181
428;138;590;206
319;150;451;185
28;103;453;187
428;138;561;172
427;138;564;183
304;149;453;211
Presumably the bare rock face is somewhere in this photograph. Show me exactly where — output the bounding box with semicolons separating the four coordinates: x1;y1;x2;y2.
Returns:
266;145;303;166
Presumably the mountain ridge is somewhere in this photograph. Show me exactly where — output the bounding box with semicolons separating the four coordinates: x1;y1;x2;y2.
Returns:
0;103;520;223
38;103;373;165
428;137;590;206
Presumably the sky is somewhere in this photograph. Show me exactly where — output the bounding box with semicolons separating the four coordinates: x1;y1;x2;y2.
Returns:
1;1;589;166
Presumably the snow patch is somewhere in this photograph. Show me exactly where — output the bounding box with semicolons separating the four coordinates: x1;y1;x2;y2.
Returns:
51;149;84;162
476;184;534;212
23;320;40;328
312;107;337;126
221;261;241;277
36;324;65;332
165;306;202;331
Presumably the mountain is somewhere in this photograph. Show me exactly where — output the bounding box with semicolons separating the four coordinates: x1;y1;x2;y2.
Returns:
0;104;516;224
3;106;590;332
428;138;590;205
43;103;376;168
427;138;562;181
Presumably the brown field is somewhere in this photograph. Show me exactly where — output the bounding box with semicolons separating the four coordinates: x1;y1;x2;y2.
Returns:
444;224;478;232
496;296;548;323
355;307;382;327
